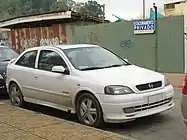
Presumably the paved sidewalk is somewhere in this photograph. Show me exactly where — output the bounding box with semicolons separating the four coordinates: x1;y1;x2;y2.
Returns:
0;103;136;140
163;73;185;88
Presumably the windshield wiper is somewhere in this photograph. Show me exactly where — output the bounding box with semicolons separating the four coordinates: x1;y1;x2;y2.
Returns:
0;59;11;62
81;65;123;70
81;66;106;71
104;64;124;68
125;63;132;65
81;63;131;71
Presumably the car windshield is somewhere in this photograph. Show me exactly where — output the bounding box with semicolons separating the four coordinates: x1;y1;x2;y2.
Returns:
0;47;18;62
63;46;131;71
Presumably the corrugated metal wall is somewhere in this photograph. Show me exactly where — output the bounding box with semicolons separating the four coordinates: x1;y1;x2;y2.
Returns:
11;24;68;53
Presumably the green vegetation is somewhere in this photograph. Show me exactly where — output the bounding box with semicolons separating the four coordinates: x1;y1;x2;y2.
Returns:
0;0;104;21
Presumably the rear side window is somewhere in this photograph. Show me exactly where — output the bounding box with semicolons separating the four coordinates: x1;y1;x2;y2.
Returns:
16;50;37;68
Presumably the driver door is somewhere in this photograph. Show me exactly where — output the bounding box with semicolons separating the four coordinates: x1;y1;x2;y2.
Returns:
32;49;74;107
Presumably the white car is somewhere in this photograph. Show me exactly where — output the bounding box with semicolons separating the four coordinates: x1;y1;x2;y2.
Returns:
6;44;175;127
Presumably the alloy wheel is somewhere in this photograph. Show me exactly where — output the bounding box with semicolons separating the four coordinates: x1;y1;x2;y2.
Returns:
80;98;98;125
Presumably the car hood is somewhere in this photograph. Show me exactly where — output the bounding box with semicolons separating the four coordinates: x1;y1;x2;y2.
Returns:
79;65;164;86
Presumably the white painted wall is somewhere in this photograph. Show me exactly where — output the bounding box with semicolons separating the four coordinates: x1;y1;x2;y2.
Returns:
184;15;187;73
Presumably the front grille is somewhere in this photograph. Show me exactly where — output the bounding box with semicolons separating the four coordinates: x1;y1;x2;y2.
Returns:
123;97;172;114
134;97;172;112
136;81;162;91
0;72;6;86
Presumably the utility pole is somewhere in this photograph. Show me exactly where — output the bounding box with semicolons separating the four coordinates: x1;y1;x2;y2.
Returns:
153;3;158;72
102;4;105;23
143;0;145;19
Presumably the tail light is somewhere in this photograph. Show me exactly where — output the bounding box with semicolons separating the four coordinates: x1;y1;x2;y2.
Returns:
182;75;187;94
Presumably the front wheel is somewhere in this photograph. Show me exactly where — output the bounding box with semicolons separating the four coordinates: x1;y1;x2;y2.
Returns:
76;93;104;128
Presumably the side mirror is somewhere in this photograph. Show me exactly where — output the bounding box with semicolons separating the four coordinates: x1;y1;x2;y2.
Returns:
8;58;17;64
52;66;68;74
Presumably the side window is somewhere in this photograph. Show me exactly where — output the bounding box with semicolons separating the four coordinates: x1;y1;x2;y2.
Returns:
16;50;37;68
38;50;68;71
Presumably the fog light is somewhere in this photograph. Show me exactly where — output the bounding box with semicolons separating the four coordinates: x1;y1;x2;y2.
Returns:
123;107;135;113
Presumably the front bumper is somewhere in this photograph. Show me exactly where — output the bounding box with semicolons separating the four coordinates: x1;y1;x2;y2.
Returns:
98;85;174;123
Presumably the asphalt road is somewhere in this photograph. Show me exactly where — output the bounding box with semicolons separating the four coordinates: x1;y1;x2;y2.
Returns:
0;88;187;140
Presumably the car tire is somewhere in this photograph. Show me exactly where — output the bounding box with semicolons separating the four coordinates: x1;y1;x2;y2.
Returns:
76;93;104;128
9;83;24;107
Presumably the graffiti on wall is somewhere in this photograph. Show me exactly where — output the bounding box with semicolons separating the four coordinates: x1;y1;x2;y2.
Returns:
40;37;60;46
20;37;38;50
20;37;63;50
0;39;12;47
120;40;134;49
88;32;100;43
0;32;12;47
11;24;68;53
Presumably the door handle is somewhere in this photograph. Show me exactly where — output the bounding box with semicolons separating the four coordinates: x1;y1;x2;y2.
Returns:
34;76;38;79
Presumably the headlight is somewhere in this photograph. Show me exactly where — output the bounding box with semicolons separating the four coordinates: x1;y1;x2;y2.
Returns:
104;85;134;95
0;74;3;79
164;77;170;86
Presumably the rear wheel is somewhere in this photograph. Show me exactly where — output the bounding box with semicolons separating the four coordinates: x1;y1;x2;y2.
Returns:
76;93;104;128
9;83;24;107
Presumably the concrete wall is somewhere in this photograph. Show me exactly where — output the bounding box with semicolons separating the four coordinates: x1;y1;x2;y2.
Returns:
71;16;184;73
157;16;184;73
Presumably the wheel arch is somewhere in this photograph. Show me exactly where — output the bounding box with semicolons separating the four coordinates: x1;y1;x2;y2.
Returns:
73;89;103;113
7;79;22;93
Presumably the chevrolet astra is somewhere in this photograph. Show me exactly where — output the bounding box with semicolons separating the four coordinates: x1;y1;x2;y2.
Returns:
6;44;175;127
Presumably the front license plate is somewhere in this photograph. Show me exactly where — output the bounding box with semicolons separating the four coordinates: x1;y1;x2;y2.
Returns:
148;93;163;104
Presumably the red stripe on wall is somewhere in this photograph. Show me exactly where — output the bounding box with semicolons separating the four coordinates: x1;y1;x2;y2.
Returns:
48;27;53;38
17;29;21;53
42;27;47;38
35;27;41;41
25;28;30;38
60;24;67;44
11;30;16;50
52;24;59;37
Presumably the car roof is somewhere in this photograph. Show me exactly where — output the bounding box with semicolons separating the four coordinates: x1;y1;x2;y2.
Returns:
24;44;100;52
57;44;99;50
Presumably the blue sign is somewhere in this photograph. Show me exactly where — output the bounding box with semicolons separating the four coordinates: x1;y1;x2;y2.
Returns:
134;19;155;34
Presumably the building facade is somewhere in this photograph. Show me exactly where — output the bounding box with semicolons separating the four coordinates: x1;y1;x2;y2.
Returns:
164;0;187;16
